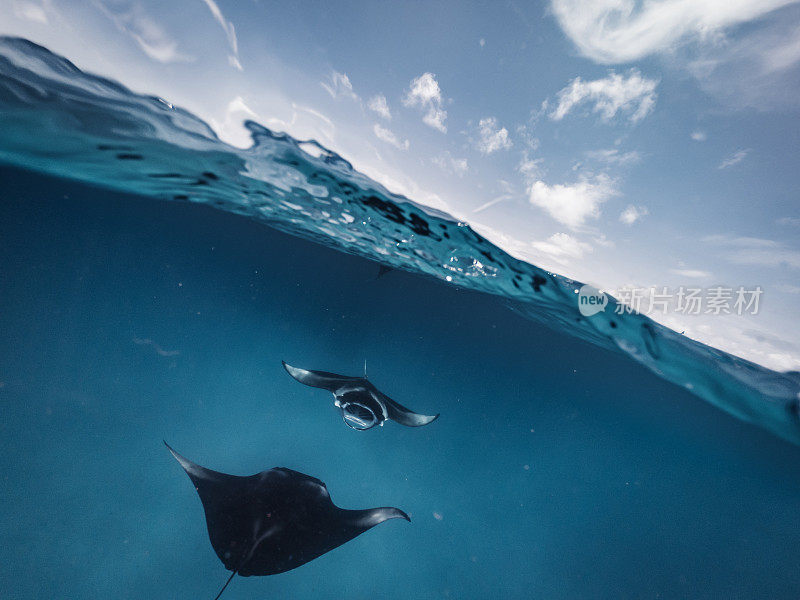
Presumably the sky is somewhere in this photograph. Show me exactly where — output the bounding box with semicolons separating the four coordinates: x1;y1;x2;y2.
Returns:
2;0;800;371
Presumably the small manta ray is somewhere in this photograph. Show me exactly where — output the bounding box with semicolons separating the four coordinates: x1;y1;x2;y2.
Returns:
166;442;409;600
283;361;439;430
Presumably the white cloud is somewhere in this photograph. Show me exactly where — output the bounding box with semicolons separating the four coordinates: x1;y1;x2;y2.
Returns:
550;0;798;64
551;1;800;109
367;94;391;120
777;216;800;226
531;232;593;261
669;268;711;279
94;1;193;63
550;69;658;123
518;151;545;182
527;174;617;229
373;124;409;150
703;234;800;269
476;117;512;154
479;38;486;47
200;0;241;70
321;71;359;101
619;204;648;225
718;148;750;169
691;130;708;141
586;148;641;166
403;72;447;132
432;151;468;176
13;0;49;23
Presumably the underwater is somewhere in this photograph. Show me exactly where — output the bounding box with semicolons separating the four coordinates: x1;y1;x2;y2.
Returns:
1;2;800;599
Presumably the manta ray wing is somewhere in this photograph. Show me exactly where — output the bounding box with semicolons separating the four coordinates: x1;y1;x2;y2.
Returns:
376;391;440;427
282;361;362;392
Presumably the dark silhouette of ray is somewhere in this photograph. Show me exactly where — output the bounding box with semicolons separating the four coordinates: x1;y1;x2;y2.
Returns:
283;362;439;430
166;443;409;598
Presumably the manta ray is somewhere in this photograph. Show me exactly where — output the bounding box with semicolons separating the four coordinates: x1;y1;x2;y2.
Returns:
166;443;409;599
282;361;439;430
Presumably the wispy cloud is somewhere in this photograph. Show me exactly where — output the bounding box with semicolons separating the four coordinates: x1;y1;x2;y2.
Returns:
718;148;750;169
475;117;512;154
527;174;617;229
689;16;800;109
518;151;544;183
586;148;641;166
367;94;391;120
743;328;798;352
669;268;712;279
777;216;800;226
373;124;409;150
691;130;707;141
473;195;511;214
550;0;797;63
94;1;193;63
704;234;781;248
704;234;800;269
200;0;241;70
473;182;515;213
549;69;658;123
619;204;648;225
403;72;447;132
515;122;540;152
321;71;359;101
551;0;800;109
13;0;50;23
432;151;468;177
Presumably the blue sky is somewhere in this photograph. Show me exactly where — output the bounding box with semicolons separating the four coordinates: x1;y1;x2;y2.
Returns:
2;0;800;370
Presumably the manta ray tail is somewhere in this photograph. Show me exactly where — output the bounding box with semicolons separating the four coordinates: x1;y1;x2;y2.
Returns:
212;571;236;600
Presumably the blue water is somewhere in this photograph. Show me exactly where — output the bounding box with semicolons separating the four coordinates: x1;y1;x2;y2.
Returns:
1;38;800;599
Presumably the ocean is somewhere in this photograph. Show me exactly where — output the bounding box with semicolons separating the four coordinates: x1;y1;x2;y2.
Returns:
1;37;799;599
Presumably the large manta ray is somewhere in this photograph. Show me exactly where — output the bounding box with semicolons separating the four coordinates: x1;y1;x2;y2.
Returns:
166;443;409;599
282;361;439;430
